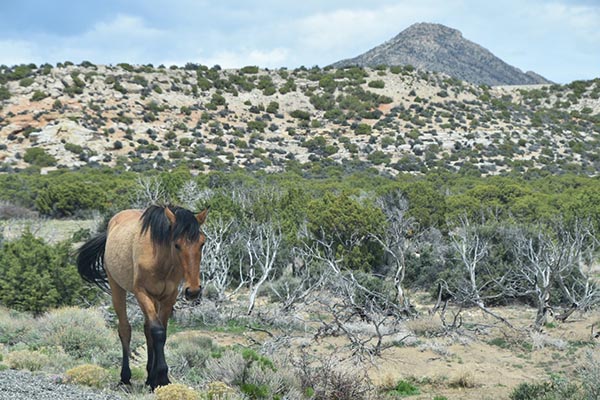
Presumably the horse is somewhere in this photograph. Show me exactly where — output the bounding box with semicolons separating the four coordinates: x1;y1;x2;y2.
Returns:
76;204;209;389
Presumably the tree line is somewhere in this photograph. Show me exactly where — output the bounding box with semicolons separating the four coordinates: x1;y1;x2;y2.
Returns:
0;167;599;335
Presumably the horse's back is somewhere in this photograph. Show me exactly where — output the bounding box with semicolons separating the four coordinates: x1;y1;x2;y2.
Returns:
104;209;143;293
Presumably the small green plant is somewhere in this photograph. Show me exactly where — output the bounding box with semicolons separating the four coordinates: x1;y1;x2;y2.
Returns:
391;379;420;396
65;364;110;388
240;383;269;399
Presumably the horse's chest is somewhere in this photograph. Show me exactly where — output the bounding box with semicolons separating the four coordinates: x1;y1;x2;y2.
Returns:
143;264;183;297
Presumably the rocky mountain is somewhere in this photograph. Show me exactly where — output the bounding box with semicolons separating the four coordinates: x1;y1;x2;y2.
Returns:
0;62;598;176
332;23;552;86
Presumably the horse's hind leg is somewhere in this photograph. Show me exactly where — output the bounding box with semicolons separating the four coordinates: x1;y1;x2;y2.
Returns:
108;275;132;385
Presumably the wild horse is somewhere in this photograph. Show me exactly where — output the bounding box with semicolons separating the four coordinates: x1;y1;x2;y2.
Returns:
77;205;208;389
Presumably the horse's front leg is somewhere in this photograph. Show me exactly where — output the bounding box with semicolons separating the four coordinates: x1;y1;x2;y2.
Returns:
135;289;175;390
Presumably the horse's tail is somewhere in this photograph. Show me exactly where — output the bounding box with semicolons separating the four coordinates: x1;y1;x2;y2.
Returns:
76;232;110;292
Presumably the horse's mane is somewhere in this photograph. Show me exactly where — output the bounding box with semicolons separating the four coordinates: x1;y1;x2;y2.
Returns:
140;205;200;246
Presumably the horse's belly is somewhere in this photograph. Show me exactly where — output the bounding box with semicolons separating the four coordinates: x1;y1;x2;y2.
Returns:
104;211;140;293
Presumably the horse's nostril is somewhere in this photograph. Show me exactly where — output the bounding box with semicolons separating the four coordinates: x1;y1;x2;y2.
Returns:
184;287;201;300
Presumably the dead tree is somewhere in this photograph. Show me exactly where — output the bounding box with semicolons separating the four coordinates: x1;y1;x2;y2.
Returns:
201;217;240;302
514;219;599;330
268;247;330;312
552;219;599;314
450;215;489;308
446;217;517;328
245;221;283;315
371;193;417;314
178;180;213;210
302;232;405;358
131;176;167;207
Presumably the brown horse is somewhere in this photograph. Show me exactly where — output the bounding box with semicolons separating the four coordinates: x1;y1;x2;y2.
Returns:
77;204;208;389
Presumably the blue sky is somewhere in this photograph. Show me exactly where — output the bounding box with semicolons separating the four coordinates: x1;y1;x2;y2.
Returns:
0;0;598;83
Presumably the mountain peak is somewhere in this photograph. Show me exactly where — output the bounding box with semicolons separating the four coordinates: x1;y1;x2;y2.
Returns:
332;23;552;86
401;22;462;37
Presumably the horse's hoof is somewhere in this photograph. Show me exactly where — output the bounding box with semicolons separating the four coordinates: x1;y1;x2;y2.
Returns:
117;381;132;393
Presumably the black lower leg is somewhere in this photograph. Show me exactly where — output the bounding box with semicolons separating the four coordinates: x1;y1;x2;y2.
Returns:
120;353;131;384
119;326;132;385
149;323;170;389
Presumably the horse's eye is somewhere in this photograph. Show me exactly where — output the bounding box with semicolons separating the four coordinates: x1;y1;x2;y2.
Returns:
174;244;181;250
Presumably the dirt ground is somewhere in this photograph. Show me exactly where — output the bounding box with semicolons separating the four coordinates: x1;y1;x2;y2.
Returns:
166;299;599;400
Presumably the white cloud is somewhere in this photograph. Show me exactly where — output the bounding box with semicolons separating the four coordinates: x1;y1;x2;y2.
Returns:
84;14;164;41
0;39;39;65
0;1;597;81
197;47;290;69
290;1;460;64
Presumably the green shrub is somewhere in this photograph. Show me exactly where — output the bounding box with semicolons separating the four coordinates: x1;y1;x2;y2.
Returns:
247;120;267;132
37;307;117;361
19;77;35;87
355;123;372;135
34;178;110;217
23;148;57;167
391;379;420;396
240;66;259;74
0;85;10;100
307;192;385;271
168;332;221;379
266;101;279;114
204;349;285;398
290;110;311;120
6;350;50;371
0;307;36;345
368;80;385;89
30;90;49;101
509;376;580;400
65;364;111;388
0;233;96;313
64;142;84;154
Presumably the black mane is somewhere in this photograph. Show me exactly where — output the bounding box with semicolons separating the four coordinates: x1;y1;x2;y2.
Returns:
140;205;200;246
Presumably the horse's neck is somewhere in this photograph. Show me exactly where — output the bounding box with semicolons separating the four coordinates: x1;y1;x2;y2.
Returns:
151;245;180;274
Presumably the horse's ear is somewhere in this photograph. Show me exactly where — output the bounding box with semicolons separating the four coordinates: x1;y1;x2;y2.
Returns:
164;207;176;225
196;207;209;225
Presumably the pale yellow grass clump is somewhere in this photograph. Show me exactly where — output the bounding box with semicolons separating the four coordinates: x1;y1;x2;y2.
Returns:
155;383;200;400
65;363;111;388
6;349;50;371
449;370;477;389
205;381;237;400
405;317;445;337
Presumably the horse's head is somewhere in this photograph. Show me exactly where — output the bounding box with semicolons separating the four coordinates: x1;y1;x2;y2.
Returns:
165;207;209;301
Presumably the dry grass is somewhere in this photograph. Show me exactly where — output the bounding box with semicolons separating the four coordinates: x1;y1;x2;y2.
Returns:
5;349;50;371
405;316;446;337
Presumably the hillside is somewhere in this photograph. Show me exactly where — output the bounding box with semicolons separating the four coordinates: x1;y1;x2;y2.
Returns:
0;62;599;176
332;23;552;86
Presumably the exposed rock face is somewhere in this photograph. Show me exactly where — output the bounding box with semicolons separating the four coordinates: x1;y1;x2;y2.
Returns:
0;62;597;176
331;23;552;86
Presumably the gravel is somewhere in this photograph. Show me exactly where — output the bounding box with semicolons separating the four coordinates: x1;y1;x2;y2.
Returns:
0;369;123;400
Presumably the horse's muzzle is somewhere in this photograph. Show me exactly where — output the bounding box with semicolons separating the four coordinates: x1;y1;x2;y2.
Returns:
184;287;202;301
